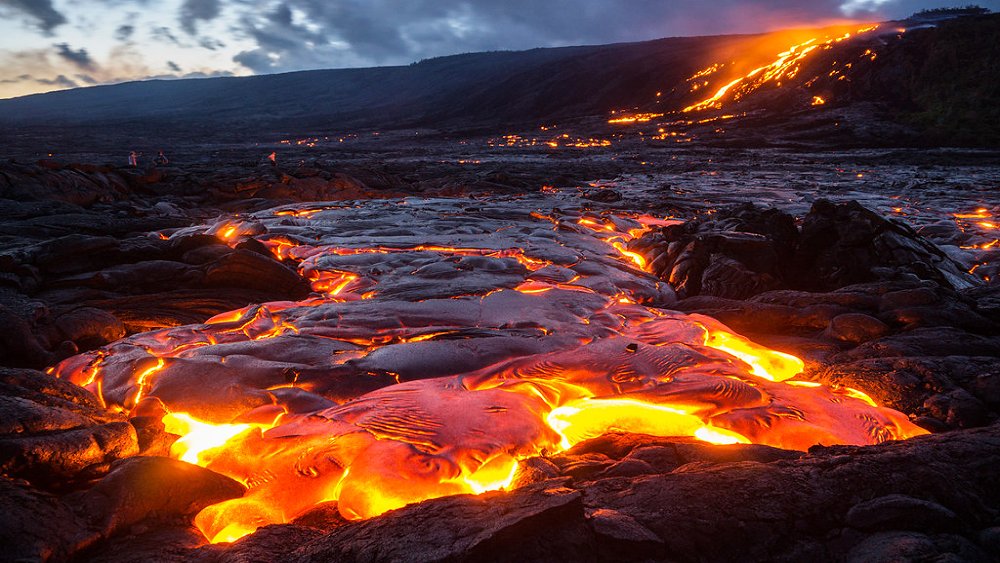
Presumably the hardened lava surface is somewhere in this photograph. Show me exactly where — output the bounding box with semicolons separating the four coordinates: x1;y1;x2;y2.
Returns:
50;194;927;544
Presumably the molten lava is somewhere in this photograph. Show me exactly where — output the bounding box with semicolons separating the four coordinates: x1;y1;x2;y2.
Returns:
52;197;926;544
682;24;880;112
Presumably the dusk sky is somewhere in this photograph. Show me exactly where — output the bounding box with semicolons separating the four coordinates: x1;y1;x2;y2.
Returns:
1;0;996;99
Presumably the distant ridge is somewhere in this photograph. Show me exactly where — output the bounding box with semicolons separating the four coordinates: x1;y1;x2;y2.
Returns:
0;12;997;146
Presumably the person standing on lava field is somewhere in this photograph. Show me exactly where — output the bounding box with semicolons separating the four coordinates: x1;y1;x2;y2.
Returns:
154;150;169;166
128;151;139;168
268;151;277;167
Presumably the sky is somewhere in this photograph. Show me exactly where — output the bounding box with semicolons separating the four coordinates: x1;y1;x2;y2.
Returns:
0;0;996;99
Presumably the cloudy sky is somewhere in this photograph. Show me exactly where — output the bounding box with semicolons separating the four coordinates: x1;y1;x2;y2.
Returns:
0;0;995;99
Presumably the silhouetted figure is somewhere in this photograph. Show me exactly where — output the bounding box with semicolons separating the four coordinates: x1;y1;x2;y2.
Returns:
128;151;139;168
154;150;169;165
268;151;277;167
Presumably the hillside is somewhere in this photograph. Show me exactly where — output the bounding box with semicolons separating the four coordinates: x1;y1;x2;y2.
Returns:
0;12;997;146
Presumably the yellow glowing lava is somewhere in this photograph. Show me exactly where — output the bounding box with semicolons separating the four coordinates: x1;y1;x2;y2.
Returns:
162;413;255;465
550;398;691;449
702;330;803;381
683;24;878;112
611;241;648;270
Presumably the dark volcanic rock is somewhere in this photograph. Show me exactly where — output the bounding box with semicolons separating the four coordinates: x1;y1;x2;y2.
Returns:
203;525;325;563
846;531;991;563
80;526;208;563
547;432;801;481
53;307;126;350
0;161;131;207
641;200;980;300
834;327;1000;361
291;481;588;563
0;368;137;486
672;295;839;336
816;356;1000;429
0;419;138;485
824;312;890;344
572;426;1000;562
0;229;312;368
845;494;958;532
0;458;243;563
203;249;310;295
76;456;246;538
0;477;92;563
583;189;623;203
796;199;977;291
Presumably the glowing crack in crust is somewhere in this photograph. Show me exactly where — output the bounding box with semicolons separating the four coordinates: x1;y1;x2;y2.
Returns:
52;195;926;544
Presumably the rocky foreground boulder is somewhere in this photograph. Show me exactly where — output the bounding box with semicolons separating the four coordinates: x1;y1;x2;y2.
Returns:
635;199;980;299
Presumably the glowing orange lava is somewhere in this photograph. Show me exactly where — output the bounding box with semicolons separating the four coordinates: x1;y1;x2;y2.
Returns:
52;201;927;544
683;24;879;112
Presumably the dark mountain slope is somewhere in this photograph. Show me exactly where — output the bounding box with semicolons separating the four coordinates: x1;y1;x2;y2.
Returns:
856;14;1000;145
0;35;737;133
0;13;996;146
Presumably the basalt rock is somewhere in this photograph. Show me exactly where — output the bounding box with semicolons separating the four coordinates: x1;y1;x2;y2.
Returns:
545;432;802;482
0;368;137;487
0;160;131;207
291;481;588;563
834;327;1000;361
0;231;312;368
639;200;980;299
814;356;1000;429
824;312;890;344
75;456;246;539
0;477;91;563
0;457;244;563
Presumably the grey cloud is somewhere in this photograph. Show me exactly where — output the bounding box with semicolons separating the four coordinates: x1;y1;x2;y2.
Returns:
116;24;135;41
229;0;913;74
152;26;181;45
199;37;226;50
167;60;182;72
232;49;271;73
1;73;34;84
0;0;66;34
75;74;99;84
180;0;222;35
35;74;78;88
55;44;97;71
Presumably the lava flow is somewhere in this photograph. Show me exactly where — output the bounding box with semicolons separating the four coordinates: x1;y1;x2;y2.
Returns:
683;23;881;112
52;195;926;544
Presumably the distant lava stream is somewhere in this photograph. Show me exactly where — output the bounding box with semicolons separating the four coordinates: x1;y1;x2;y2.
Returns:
51;195;926;544
606;22;895;127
